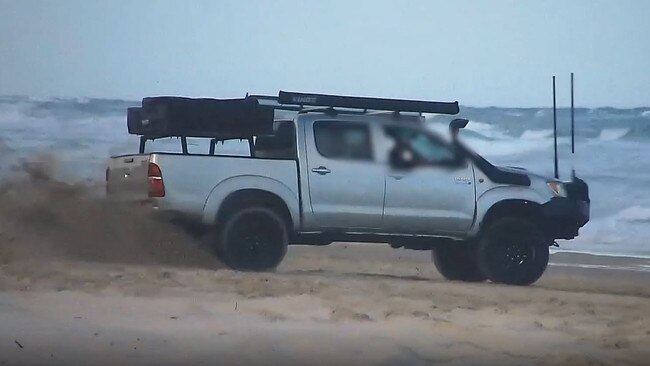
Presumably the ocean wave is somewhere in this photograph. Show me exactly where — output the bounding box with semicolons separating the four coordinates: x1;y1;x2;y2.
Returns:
427;120;513;141
463;136;562;157
567;205;650;257
520;129;553;139
641;110;650;118
464;121;508;138
597;128;630;141
616;206;650;223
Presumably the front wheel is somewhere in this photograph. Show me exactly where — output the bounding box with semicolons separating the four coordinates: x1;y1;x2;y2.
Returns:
217;206;288;271
476;218;549;286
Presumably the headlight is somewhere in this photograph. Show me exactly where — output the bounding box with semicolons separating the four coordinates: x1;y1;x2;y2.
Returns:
547;181;567;197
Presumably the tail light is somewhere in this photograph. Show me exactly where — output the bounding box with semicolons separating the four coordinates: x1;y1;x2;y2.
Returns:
148;162;165;198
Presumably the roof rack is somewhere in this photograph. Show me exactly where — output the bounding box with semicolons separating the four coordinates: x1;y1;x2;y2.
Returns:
246;94;302;112
276;91;459;115
128;91;461;153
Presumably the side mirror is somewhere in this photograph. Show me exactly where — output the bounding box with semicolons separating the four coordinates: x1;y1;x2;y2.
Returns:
449;118;469;140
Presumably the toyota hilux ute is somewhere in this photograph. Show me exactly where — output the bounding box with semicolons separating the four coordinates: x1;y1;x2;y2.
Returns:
106;91;590;286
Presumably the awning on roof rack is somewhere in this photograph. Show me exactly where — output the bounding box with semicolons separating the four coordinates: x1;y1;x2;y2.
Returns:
277;91;460;115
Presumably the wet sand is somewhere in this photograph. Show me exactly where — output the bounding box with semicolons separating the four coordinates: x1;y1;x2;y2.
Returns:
1;245;648;366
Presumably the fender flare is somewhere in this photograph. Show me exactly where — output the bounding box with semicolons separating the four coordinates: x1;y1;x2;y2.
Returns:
201;175;300;229
471;186;547;235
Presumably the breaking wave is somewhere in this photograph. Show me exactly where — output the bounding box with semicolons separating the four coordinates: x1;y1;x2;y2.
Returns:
570;206;650;258
463;120;511;140
597;128;630;141
520;129;553;140
616;206;650;223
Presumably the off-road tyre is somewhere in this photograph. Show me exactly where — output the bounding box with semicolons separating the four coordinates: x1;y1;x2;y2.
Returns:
476;217;549;286
217;206;288;271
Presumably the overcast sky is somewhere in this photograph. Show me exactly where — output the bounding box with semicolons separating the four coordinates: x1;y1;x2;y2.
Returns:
0;0;648;107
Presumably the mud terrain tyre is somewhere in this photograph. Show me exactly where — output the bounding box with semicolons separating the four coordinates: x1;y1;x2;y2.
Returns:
476;218;549;286
432;243;487;282
217;206;288;271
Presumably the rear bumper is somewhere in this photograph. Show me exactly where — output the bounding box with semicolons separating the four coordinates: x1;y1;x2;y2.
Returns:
541;197;590;240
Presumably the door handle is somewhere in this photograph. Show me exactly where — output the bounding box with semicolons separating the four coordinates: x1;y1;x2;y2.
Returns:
389;174;404;180
311;166;331;175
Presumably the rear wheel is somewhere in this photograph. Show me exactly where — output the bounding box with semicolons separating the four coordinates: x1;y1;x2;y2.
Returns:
217;206;288;271
476;218;549;286
432;243;486;282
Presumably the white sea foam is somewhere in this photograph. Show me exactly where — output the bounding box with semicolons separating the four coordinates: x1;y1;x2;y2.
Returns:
597;128;630;141
616;206;650;223
464;120;510;139
465;137;555;156
567;205;650;257
520;129;553;140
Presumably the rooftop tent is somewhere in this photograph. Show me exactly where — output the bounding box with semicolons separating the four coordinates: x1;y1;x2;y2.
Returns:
127;96;274;139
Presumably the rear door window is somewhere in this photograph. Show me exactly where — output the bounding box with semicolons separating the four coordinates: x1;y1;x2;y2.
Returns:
313;121;372;161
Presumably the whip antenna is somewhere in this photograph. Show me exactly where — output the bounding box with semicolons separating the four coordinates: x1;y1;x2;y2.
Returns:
552;76;559;179
570;72;576;178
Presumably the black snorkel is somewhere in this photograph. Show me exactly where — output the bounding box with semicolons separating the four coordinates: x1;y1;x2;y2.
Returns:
449;118;469;142
448;118;531;187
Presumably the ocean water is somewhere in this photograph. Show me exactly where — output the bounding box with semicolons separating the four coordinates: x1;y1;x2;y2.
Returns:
1;96;648;258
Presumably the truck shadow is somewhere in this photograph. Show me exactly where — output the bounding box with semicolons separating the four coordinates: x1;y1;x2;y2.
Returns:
283;269;435;283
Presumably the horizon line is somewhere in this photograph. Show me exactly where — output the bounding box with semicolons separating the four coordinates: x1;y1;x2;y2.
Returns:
1;94;649;111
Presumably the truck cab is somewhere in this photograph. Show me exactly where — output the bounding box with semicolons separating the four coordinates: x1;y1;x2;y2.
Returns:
107;91;590;285
294;112;477;235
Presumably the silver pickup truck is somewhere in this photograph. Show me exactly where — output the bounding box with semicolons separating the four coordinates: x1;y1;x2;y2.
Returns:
107;91;590;285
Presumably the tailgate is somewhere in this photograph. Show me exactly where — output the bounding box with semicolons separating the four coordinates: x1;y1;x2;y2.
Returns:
106;154;150;201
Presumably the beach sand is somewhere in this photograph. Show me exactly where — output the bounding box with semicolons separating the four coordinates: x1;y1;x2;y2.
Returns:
0;174;648;365
0;246;648;366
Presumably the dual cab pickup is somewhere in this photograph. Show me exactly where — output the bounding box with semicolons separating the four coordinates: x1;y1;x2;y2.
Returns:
107;92;589;285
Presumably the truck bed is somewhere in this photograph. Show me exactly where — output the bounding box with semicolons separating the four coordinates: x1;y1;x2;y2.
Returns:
106;153;300;223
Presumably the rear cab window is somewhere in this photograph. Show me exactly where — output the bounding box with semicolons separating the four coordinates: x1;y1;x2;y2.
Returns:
313;121;373;161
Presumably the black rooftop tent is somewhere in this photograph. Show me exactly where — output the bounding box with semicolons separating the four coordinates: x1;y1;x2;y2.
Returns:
127;96;274;140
